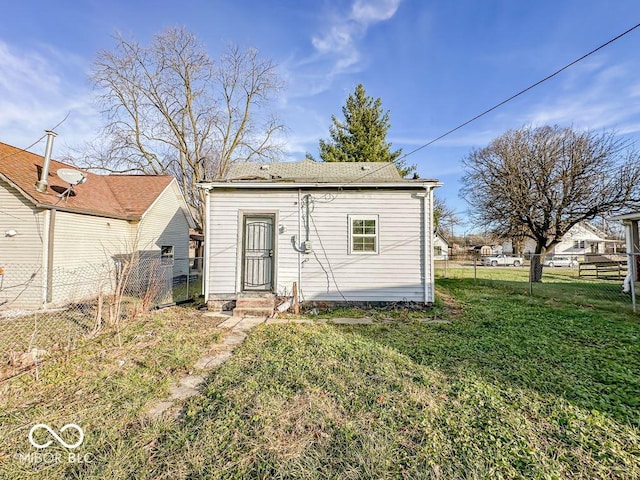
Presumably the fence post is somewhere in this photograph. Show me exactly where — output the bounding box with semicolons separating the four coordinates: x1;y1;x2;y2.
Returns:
473;257;477;282
186;259;190;302
631;253;637;313
528;255;533;296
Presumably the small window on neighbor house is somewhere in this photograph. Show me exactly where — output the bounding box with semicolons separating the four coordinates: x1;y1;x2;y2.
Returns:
434;246;442;256
349;216;378;254
573;240;585;249
161;245;174;265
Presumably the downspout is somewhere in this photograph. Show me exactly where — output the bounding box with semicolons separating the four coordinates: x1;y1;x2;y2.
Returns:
41;210;50;306
298;189;302;303
46;209;56;304
423;187;434;304
428;187;435;304
203;188;211;300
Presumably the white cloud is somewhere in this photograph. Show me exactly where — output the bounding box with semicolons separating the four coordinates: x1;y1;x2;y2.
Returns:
351;0;401;23
524;62;640;134
0;41;99;156
310;0;402;77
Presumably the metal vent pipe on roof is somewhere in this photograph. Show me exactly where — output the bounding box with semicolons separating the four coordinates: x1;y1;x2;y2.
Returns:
35;130;57;193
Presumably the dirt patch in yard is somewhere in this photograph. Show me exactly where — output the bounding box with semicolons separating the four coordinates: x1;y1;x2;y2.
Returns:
435;287;463;320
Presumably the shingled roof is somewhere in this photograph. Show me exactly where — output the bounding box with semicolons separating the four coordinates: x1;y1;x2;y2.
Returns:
224;159;405;183
0;141;174;220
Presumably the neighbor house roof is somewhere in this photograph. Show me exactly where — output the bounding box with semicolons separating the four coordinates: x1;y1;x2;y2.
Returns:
0;140;174;220
610;211;640;221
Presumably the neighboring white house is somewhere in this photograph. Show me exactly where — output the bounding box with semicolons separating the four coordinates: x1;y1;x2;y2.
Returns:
522;222;609;257
198;160;441;307
0;138;194;310
433;231;449;260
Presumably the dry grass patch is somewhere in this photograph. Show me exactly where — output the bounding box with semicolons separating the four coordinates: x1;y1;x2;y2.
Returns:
0;305;222;479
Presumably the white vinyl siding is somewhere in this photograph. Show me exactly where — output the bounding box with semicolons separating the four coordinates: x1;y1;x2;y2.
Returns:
51;211;133;305
1;178;191;309
137;181;191;277
208;191;296;295
0;181;45;309
207;188;432;303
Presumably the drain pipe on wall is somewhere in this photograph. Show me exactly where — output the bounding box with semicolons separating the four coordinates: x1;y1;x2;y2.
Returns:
297;188;303;305
203;187;212;301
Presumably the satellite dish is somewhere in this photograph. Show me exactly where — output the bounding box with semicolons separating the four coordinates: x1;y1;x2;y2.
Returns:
57;168;87;186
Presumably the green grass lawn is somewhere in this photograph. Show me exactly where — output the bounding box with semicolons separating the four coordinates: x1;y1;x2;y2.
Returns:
436;263;636;313
1;279;639;479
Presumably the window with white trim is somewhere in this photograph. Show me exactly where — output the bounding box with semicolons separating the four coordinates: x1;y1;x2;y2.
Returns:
349;216;379;254
161;245;174;265
573;240;585;249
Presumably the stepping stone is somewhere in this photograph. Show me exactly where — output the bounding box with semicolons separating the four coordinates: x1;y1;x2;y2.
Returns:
194;350;233;369
218;317;242;329
147;401;174;419
147;315;265;421
221;331;247;347
167;374;205;400
330;317;374;325
235;316;267;330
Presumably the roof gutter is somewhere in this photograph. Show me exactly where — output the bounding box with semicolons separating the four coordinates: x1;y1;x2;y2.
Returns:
34;203;141;221
197;181;442;190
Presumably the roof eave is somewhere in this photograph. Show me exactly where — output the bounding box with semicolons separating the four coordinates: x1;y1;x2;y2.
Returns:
197;180;442;190
0;171;39;207
610;212;640;221
35;203;140;221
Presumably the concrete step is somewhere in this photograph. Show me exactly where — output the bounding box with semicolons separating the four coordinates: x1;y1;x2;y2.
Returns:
235;296;276;309
233;306;273;318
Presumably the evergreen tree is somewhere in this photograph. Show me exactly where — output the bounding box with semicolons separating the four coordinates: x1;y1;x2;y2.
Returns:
319;84;413;176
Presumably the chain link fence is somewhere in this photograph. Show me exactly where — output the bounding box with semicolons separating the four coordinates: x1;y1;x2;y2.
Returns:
0;256;202;381
435;253;638;313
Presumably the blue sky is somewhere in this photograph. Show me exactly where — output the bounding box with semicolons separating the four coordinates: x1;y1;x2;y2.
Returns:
2;1;640;233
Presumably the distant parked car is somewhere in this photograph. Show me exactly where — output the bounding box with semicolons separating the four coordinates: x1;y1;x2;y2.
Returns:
543;256;578;267
482;254;524;267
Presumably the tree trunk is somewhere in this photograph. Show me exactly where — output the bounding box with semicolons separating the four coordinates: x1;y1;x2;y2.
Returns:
529;244;547;283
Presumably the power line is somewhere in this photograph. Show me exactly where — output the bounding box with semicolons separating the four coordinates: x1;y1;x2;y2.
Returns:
0;112;71;164
349;21;640;185
399;21;640;161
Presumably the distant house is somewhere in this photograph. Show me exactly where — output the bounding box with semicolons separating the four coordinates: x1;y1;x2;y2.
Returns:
522;222;611;257
198;159;441;311
433;231;449;260
0;138;194;310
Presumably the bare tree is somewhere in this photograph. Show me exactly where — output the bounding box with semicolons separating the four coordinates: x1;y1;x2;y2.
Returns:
433;194;461;237
87;27;284;227
461;125;640;281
